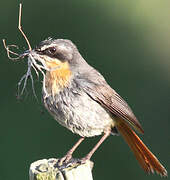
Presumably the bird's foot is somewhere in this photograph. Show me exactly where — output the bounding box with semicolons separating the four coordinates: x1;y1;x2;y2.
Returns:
79;156;90;164
58;154;72;166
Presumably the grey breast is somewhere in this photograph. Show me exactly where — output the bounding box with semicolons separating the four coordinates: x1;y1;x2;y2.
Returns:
43;84;114;137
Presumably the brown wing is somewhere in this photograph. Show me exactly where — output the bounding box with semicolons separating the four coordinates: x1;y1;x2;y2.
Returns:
78;67;144;134
84;83;144;134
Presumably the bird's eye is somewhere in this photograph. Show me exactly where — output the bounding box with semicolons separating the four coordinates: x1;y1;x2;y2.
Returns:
47;47;56;54
40;46;66;61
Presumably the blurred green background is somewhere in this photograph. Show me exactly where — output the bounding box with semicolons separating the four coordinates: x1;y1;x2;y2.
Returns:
0;0;169;179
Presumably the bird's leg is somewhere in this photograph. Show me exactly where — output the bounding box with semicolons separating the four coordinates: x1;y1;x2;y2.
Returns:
59;137;85;165
81;130;111;163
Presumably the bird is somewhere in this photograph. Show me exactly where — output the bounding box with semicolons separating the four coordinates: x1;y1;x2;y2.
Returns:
21;38;167;177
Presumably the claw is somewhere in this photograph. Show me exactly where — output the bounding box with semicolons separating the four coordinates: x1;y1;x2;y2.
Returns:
80;156;89;164
57;154;73;166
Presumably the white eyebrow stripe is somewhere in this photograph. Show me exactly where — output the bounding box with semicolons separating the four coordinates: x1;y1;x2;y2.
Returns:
40;44;56;51
40;43;68;51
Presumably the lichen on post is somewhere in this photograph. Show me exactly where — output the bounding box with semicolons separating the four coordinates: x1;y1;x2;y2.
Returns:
29;158;94;180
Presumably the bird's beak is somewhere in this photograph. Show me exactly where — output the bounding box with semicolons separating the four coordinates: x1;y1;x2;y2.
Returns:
19;50;31;58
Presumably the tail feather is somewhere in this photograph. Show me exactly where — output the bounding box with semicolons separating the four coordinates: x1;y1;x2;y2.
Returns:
116;119;167;177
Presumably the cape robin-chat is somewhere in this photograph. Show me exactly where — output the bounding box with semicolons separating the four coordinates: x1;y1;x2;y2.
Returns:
19;38;167;177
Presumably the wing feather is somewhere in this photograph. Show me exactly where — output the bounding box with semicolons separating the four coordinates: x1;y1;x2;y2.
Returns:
76;67;144;134
85;84;144;134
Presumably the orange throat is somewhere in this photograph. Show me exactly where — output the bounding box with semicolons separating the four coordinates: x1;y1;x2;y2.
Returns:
45;61;72;96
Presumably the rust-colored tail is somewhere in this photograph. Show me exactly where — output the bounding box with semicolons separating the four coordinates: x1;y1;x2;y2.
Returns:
116;119;167;177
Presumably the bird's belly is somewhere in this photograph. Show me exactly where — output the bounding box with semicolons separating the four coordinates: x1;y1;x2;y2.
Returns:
43;91;115;137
